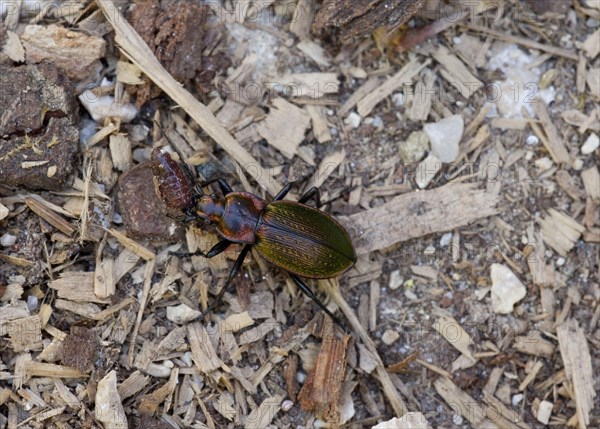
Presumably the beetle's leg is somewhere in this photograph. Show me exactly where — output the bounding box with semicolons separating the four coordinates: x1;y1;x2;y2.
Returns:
272;182;294;201
298;186;321;207
169;239;232;258
289;274;346;331
199;178;234;195
203;244;252;316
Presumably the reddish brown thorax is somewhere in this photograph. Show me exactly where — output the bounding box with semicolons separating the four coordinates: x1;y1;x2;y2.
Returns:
196;195;225;223
198;192;268;244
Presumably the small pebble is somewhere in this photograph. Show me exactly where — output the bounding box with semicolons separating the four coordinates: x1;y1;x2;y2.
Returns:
573;158;584;170
512;394;523;406
296;371;306;384
392;92;404;107
382;329;400;345
27;295;38;312
281;400;294;412
371;116;384;128
404;289;418;301
415;153;442;189
581;132;599;155
348;66;367;79
556;257;565;266
440;232;452;247
526;135;539;145
535;157;553;170
424;245;436;255
389;270;403;290
344;112;361;129
490;263;526;314
0;233;16;247
79;90;138;123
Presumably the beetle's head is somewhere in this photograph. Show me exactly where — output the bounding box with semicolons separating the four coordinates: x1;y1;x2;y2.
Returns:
195;195;225;223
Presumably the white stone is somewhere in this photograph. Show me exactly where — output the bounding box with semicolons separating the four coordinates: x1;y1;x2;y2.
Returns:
0;233;16;247
512;394;524;406
166;304;202;324
535;157;554;170
344;112;361;128
392;92;404;107
382;329;400;345
389;270;403;290
581;132;599;154
440;232;453;247
536;400;553;425
490;264;526;314
423;115;463;163
415;153;442;189
79;90;137;123
371;413;431;429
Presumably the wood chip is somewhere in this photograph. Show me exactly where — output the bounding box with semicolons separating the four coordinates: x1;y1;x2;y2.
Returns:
117;370;150;400
25;197;75;236
406;68;435;121
465;23;579;60
519;361;544;391
109;134;132;171
357;57;431;116
539;209;585;256
432;45;483;99
49;272;110;304
338;76;380;117
244;394;283;429
222;311;254;332
341;183;499;255
556;170;586;200
188;322;224;374
305;104;332;143
290;0;316;38
95;370;127;429
278;72;339;98
433;313;475;362
581;28;600;59
256;98;311;159
581;166;600;199
24;362;87;379
102;227;155;260
139;368;179;415
557;319;596;429
532;101;571;164
434;377;499;428
297;40;331;67
298;324;349;423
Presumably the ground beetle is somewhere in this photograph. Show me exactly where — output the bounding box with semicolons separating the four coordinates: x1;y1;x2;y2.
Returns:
152;146;356;327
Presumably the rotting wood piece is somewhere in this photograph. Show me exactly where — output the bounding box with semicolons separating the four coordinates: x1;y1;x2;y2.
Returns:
315;0;425;39
298;320;350;424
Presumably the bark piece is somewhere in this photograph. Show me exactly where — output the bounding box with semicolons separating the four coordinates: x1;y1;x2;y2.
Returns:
340;183;499;255
0;63;78;190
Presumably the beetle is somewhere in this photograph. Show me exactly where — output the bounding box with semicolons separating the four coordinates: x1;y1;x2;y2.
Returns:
151;146;356;327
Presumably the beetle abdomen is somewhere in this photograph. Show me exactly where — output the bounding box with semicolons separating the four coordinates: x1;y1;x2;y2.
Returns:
255;202;356;279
